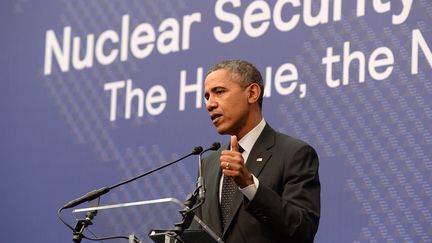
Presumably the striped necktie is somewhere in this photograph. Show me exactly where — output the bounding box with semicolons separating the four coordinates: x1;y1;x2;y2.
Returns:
220;145;244;230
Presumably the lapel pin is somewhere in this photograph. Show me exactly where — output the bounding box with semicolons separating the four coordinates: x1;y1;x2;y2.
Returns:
256;157;263;162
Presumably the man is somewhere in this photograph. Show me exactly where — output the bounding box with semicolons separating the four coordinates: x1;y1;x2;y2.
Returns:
194;60;320;243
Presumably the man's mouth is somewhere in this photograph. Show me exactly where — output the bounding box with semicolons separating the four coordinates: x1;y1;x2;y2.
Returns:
210;114;222;124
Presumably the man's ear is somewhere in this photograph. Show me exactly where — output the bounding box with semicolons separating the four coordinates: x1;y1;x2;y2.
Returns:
247;83;261;104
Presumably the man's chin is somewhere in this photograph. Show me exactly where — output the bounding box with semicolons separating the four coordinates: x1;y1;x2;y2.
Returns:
216;128;226;135
216;127;236;137
215;125;228;135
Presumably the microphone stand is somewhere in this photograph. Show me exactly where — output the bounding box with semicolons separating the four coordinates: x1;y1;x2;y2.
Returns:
169;143;222;242
58;146;203;243
169;184;223;242
72;210;97;243
197;142;220;204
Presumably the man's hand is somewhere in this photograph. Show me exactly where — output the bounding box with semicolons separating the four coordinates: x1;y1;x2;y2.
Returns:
220;135;254;188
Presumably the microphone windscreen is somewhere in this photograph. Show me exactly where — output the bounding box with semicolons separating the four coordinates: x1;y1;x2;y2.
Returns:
211;142;221;150
192;146;204;155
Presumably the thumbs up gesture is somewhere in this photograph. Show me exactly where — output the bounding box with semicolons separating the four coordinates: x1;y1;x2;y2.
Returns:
220;136;254;188
230;134;240;152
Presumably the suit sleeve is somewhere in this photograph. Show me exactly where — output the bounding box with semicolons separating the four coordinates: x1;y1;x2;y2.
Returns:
244;144;320;242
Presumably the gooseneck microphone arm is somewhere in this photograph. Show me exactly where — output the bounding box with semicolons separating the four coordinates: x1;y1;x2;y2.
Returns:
197;142;221;203
62;145;203;209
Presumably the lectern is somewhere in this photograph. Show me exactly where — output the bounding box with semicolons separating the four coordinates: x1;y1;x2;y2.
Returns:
72;197;223;243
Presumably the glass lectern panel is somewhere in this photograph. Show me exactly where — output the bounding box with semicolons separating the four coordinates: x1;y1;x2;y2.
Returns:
72;198;184;243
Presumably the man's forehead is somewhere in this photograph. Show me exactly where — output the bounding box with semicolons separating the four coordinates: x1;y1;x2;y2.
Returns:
205;69;242;87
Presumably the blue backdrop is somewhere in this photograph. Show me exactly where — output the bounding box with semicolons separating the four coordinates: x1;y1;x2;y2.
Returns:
1;1;431;242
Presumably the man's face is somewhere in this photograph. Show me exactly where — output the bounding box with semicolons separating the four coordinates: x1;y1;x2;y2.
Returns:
204;69;251;136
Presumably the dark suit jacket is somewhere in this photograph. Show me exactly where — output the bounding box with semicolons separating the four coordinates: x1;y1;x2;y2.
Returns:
193;124;320;243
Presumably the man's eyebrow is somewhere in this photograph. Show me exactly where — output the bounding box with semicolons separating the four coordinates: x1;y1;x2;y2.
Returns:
211;86;226;91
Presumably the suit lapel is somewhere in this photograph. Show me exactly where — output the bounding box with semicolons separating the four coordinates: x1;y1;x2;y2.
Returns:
222;125;275;236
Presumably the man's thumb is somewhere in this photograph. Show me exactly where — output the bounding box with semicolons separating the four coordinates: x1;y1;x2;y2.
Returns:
231;135;239;152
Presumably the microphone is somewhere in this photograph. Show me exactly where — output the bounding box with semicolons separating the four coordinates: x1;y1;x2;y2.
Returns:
62;187;110;210
172;142;220;233
197;142;221;202
62;145;203;209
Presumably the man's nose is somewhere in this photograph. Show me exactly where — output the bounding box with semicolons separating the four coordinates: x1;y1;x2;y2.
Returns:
206;97;217;111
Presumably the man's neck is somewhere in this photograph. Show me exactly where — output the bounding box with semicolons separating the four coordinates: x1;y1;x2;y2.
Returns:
238;119;266;148
236;114;262;140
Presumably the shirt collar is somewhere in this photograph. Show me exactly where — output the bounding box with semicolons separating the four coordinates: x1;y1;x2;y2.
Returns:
238;119;266;154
